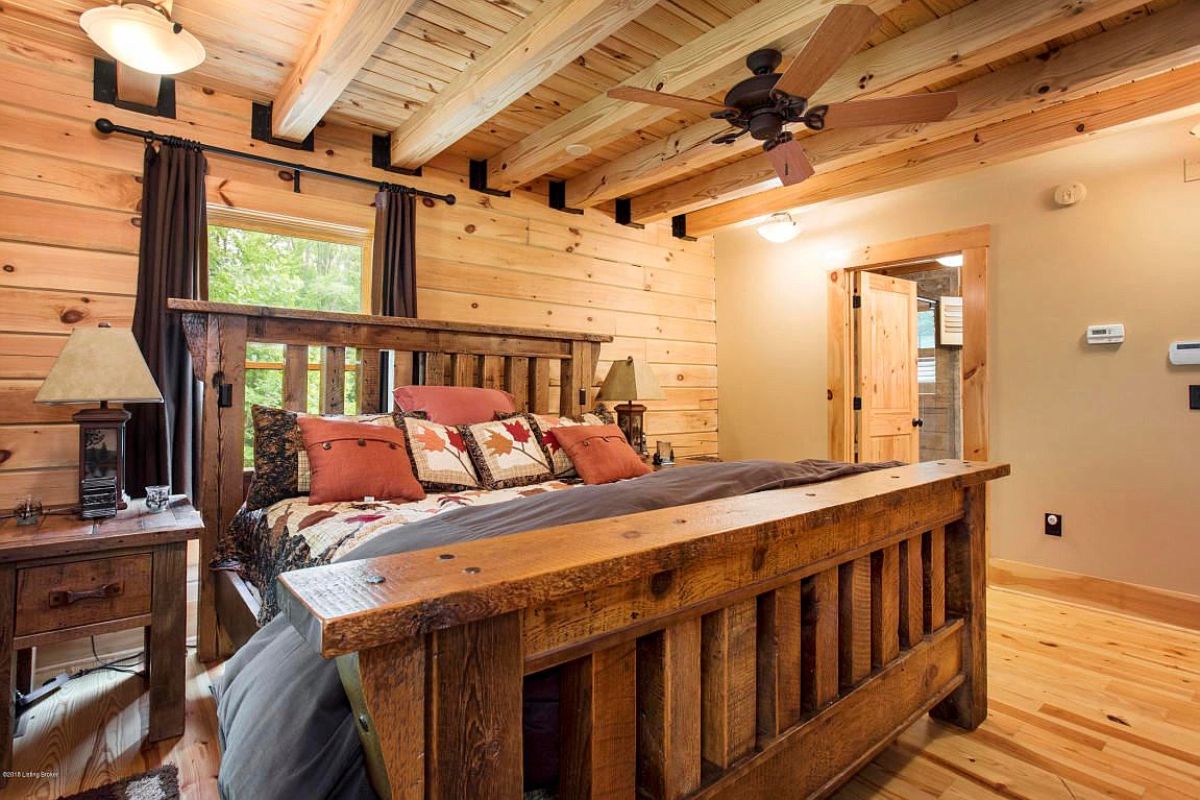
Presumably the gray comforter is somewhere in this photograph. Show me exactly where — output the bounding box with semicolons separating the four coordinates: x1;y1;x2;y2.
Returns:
216;459;888;800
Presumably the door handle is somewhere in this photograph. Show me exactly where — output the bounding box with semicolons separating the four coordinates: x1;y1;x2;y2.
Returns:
912;418;924;428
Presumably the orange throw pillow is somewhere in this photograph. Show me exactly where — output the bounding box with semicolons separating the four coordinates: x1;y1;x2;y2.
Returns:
549;424;652;485
297;416;425;505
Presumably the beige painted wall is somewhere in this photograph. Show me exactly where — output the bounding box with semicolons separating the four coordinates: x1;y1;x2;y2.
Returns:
715;112;1200;596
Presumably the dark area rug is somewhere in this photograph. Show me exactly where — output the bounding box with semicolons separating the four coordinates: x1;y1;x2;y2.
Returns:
56;764;179;800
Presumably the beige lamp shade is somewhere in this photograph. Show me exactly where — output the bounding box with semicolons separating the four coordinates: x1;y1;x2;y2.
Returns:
35;324;163;405
596;356;665;403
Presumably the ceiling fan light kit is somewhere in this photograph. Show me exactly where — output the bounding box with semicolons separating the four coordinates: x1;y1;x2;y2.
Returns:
607;4;958;191
80;1;205;76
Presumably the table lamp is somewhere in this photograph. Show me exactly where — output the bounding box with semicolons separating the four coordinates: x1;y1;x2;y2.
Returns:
596;356;664;456
35;323;163;518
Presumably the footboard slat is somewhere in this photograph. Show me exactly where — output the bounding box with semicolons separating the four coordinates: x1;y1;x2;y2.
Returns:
838;557;871;692
800;568;839;713
277;461;1007;800
753;585;799;746
559;642;637;800
637;618;702;799
702;599;758;769
427;613;523;799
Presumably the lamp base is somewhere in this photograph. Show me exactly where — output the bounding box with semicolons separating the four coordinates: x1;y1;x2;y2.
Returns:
73;404;130;517
614;402;648;456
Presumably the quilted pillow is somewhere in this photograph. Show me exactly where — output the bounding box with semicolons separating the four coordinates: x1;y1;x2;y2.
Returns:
297;417;425;505
393;385;516;425
245;405;396;511
550;424;652;485
461;417;553;490
396;413;481;492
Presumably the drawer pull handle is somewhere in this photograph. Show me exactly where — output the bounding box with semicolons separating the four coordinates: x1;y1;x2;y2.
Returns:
48;581;123;607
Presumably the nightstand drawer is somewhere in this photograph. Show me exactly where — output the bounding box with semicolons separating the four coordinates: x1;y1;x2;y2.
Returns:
15;554;153;636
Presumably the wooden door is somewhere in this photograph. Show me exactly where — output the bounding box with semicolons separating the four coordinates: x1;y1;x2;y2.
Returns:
857;272;920;463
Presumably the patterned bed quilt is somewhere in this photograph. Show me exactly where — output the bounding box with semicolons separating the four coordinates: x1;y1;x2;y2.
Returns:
223;480;579;623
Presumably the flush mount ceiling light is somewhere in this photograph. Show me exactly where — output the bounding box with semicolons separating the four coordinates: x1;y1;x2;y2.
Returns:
564;143;593;157
936;253;964;267
81;1;205;76
756;212;799;243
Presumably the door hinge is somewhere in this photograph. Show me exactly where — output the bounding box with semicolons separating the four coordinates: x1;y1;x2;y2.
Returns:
853;396;862;411
852;295;861;309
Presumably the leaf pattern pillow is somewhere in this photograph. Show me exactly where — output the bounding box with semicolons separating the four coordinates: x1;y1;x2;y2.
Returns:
397;414;481;492
462;417;553;489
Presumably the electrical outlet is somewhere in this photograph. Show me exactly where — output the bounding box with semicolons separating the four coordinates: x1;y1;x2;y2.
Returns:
1044;513;1063;537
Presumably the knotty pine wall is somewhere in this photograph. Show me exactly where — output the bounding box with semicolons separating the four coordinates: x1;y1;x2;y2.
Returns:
0;33;718;518
0;35;715;676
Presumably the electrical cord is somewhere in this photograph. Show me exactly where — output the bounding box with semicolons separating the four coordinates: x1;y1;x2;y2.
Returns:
69;637;145;679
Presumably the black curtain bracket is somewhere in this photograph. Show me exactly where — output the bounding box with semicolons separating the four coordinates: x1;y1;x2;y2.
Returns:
469;159;511;198
548;180;583;215
94;118;456;206
614;198;644;229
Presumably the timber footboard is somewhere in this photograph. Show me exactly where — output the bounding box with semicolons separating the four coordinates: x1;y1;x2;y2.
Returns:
278;460;1008;800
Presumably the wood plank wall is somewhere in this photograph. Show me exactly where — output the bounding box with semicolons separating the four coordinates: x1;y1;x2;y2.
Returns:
0;32;718;517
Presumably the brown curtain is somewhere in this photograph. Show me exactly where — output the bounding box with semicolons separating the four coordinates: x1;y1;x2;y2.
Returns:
127;138;208;499
372;187;418;402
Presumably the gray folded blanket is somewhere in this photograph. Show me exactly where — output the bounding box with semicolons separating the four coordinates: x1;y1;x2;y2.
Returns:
216;459;889;800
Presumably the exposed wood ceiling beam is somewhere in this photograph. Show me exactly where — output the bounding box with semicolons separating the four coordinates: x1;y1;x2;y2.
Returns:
483;0;905;193
634;1;1200;222
564;0;1156;210
387;0;659;170
683;60;1200;238
271;0;417;142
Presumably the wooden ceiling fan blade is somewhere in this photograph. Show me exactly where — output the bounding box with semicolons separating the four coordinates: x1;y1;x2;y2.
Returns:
606;86;731;115
774;4;879;100
821;92;958;128
765;139;815;187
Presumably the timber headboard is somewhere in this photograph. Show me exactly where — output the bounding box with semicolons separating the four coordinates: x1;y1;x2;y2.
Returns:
168;298;611;658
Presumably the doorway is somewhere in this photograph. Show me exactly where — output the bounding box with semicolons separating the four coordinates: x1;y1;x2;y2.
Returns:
828;226;990;465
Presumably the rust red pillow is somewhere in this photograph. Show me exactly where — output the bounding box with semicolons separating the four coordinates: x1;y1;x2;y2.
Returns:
392;385;516;425
549;424;652;485
297;416;425;505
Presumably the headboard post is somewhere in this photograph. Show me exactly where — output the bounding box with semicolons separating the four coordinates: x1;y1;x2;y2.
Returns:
183;312;247;662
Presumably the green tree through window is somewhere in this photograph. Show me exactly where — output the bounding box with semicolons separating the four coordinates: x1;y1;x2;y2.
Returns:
207;223;368;464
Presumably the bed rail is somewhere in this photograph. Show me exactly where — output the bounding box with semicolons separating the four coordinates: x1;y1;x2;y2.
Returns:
170;299;611;661
279;460;1007;800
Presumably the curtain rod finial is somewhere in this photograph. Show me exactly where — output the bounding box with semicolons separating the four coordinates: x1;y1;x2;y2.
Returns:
95;118;115;134
445;194;456;205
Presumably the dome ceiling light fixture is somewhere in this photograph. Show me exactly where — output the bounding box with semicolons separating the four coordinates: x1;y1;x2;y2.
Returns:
80;1;206;76
936;253;964;268
757;212;800;243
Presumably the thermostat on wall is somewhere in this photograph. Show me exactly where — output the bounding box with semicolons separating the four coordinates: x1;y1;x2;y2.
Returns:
1086;324;1125;345
1169;341;1200;365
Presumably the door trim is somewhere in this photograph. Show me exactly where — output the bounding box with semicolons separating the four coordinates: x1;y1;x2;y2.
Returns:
828;225;990;464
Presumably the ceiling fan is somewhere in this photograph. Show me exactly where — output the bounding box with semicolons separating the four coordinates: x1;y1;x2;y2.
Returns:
607;4;957;187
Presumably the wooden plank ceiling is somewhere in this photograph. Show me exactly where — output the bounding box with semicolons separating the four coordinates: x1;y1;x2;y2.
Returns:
2;0;1193;235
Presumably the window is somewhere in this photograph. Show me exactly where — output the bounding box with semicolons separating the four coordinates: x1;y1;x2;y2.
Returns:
917;306;936;390
207;214;372;464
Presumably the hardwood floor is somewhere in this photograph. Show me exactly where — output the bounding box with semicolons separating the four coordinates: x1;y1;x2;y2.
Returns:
2;587;1196;799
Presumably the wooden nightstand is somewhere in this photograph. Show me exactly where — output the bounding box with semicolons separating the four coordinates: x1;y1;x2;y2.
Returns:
0;497;201;774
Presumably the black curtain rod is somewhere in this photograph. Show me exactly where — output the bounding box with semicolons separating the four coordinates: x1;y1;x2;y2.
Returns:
94;118;455;205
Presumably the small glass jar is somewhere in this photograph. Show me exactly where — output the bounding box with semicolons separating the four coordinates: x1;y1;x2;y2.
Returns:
145;485;171;514
14;496;43;526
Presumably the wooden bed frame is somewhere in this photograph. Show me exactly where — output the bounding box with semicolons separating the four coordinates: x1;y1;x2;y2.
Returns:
172;299;1009;800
